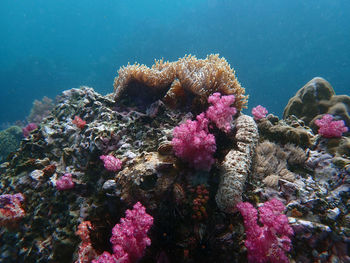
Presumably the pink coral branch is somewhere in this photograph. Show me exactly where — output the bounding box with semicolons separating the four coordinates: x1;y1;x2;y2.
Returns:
252;105;268;121
100;155;122;172
315;114;348;138
172;113;216;171
92;202;153;263
56;173;75;190
206;92;237;132
236;199;293;263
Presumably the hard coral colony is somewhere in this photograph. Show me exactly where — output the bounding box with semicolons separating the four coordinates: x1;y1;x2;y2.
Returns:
0;55;349;263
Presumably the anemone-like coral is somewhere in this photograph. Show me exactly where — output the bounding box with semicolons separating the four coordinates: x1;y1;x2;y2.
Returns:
257;114;316;148
113;59;176;110
113;54;247;113
252;140;306;186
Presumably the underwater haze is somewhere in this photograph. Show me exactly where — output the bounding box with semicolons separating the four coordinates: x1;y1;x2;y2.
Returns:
0;0;349;124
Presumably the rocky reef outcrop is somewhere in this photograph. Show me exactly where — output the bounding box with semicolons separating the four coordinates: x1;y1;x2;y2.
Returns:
0;59;349;263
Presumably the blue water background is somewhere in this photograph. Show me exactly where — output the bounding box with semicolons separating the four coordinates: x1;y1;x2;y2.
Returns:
1;0;349;125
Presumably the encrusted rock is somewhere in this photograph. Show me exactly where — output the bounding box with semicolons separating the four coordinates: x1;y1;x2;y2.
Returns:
283;77;350;136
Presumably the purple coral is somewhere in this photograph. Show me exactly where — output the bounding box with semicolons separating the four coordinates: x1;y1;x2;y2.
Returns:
22;123;38;137
172;113;216;171
315;114;348;138
236;199;294;263
252;105;268;120
100;155;122;172
206;92;237;132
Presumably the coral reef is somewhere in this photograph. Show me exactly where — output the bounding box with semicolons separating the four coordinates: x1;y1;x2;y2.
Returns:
0;63;348;263
114;54;247;113
206;92;237;132
283;77;350;136
108;202;153;263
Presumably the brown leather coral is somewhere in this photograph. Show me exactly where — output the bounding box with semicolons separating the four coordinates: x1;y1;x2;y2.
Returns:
283;77;350;136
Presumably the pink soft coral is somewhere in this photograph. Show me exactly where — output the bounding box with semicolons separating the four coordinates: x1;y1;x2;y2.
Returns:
252;105;268;120
236;199;294;263
22;123;38;137
92;202;153;263
56;173;75;190
206;92;237;132
315;114;348;138
172;113;216;171
109;202;153;263
100;155;122;172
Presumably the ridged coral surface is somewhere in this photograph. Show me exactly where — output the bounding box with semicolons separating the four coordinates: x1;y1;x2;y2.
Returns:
215;114;259;213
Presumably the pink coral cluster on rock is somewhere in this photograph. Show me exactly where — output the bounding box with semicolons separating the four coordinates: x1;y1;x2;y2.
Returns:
172;113;216;171
315;114;348;138
0;193;25;228
92;202;153;263
22;123;38;137
100;155;122;172
236;199;294;263
172;92;238;171
252;105;268;120
56;173;75;190
73;116;87;129
206;92;237;132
